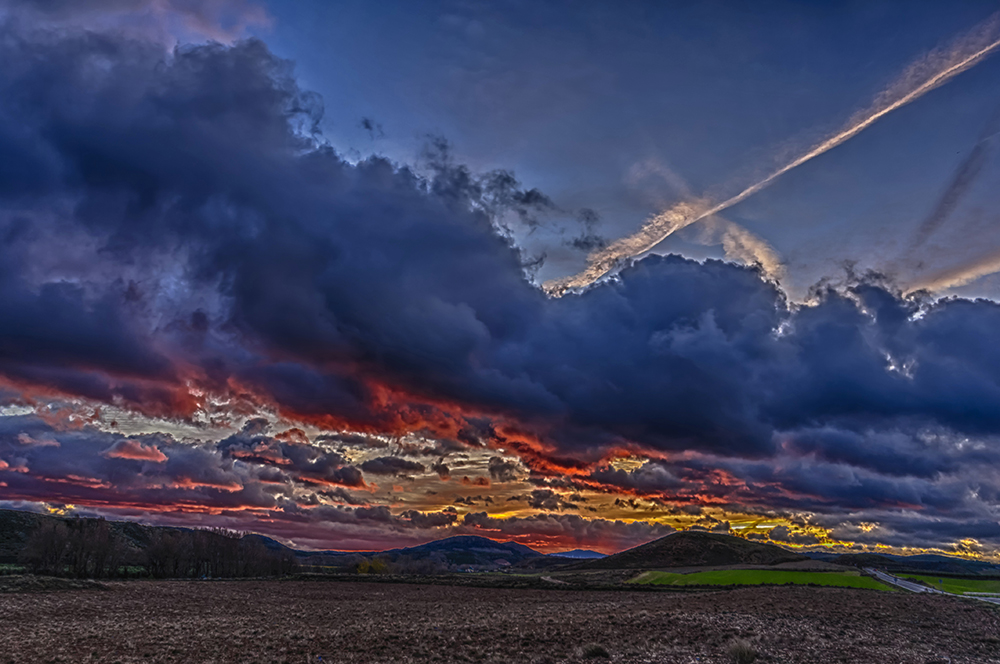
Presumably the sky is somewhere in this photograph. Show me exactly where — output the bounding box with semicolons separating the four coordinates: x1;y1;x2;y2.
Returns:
1;0;1000;558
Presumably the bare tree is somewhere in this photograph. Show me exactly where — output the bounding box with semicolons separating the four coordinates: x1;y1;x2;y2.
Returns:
19;521;69;575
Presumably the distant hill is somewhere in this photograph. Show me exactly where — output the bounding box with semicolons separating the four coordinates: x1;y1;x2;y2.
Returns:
384;535;542;569
1;510;545;573
800;550;840;562
549;549;606;559
0;509;51;563
0;509;160;564
573;531;807;570
243;534;352;558
834;552;1000;576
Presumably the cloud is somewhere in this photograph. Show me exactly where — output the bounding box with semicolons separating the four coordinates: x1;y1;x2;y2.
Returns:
430;461;450;479
589;462;683;493
910;108;1000;251
217;422;367;488
545;12;1000;294
460;511;675;552
102;439;167;462
318;487;369;506
0;0;271;45
359;457;426;476
1;16;1000;555
487;456;521;482
767;525;820;546
399;508;459;528
17;433;59;448
523;489;577;511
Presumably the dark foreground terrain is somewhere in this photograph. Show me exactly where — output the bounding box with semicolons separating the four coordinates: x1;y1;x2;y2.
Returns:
0;580;998;664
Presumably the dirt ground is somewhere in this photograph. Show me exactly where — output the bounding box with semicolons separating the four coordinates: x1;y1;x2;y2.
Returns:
0;579;998;664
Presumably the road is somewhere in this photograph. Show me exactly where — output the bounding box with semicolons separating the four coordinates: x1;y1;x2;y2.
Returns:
864;567;1000;605
540;575;570;585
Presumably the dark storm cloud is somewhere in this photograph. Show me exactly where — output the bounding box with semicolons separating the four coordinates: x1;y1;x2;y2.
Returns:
400;508;458;528
487;456;520;482
2;18;1000;551
523;489;577;511
767;525;820;546
566;208;608;252
589;462;684;493
318;487;369;506
216;421;367;488
359;457;426;476
429;461;450;479
0;416;284;509
0;0;270;43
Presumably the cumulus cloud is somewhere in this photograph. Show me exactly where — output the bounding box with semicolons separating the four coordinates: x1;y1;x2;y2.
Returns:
359;457;426;476
487;456;521;482
768;525;820;546
507;489;578;511
1;15;1000;555
0;0;271;45
102;439;168;462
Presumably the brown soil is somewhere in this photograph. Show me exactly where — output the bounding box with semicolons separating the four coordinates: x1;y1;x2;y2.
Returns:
0;580;997;663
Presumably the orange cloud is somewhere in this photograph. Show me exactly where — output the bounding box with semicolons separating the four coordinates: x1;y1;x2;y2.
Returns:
171;477;243;492
42;474;113;489
102;440;168;463
17;433;59;447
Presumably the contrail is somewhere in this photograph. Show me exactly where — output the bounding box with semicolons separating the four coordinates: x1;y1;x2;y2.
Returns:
909;108;1000;251
546;13;1000;295
906;249;1000;294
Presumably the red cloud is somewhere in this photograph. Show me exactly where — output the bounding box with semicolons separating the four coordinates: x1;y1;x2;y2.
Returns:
171;477;243;492
43;474;113;489
102;440;168;463
17;433;59;447
274;428;309;444
0;459;8;471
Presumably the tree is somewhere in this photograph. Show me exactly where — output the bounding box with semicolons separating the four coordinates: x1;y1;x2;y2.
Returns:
19;521;69;575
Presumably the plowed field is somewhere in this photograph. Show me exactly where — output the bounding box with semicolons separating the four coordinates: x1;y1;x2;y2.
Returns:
1;580;997;663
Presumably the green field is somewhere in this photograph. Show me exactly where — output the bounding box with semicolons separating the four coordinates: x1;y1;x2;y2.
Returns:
898;574;1000;595
628;569;893;590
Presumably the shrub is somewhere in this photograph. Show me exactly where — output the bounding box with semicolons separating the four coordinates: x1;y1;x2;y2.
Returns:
356;557;389;575
725;638;758;664
580;643;610;659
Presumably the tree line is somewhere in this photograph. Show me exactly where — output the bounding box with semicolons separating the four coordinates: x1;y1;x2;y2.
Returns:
18;518;298;578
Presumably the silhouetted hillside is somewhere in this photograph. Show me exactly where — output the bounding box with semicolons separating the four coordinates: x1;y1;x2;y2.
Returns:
573;531;807;570
0;509;52;563
0;509;296;577
834;552;1000;576
382;535;542;570
549;549;606;559
0;509;158;564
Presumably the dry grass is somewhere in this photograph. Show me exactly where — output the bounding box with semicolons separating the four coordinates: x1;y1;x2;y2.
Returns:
0;575;107;593
725;637;758;663
579;643;610;658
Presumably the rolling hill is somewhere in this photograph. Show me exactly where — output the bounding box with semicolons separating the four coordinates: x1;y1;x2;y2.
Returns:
0;508;161;564
833;552;1000;576
572;530;808;570
549;549;606;559
384;535;542;568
